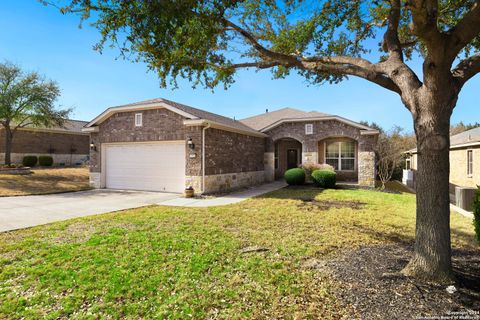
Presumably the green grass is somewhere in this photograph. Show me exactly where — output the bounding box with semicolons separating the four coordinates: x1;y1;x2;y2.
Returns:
0;186;476;319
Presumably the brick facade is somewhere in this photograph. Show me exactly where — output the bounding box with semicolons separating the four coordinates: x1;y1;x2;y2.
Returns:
89;108;266;193
264;120;377;185
0;128;89;165
87;105;377;192
0;129;89;154
205;128;264;175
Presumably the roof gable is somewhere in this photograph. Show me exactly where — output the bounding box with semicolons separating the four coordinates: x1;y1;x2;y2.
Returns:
240;107;377;133
84;98;263;136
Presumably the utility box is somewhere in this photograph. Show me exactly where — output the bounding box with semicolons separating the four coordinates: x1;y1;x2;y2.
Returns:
455;186;477;212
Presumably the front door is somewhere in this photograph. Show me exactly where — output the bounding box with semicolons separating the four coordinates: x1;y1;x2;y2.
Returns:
287;149;298;169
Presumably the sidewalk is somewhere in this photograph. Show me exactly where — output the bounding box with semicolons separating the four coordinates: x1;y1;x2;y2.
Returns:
158;180;287;207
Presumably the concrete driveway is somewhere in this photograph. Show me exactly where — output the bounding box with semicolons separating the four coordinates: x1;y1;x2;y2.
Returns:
0;189;180;232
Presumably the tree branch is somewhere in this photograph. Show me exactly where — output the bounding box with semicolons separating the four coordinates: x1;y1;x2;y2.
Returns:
408;0;445;55
223;19;299;66
446;1;480;60
452;54;480;88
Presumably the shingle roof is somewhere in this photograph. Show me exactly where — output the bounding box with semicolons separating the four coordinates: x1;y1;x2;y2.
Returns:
239;107;332;131
22;119;88;133
111;98;260;134
450;127;480;146
405;126;480;154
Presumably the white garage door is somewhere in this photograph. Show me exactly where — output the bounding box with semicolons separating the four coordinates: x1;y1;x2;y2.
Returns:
104;142;185;193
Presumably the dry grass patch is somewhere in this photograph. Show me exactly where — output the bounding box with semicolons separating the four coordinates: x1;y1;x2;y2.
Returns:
0;167;90;196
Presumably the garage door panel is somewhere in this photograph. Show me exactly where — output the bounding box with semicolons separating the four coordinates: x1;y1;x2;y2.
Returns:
104;142;185;193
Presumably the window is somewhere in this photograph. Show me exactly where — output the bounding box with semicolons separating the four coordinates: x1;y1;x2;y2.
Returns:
274;143;279;169
405;158;411;170
467;150;473;176
135;113;143;127
305;124;313;135
325;140;356;171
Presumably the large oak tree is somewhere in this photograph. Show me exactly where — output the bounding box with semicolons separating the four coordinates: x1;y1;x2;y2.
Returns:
46;0;480;282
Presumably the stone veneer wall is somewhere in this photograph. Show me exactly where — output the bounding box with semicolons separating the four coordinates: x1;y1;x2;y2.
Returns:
188;171;265;194
264;119;377;186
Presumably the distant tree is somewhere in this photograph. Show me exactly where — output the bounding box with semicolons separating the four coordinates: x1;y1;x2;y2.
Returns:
0;62;70;165
48;0;480;282
359;121;384;134
450;122;480;136
375;126;415;189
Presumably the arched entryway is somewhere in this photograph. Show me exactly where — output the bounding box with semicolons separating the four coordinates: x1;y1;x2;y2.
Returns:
274;138;303;179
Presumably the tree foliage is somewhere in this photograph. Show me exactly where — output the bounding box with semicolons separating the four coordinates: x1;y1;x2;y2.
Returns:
41;0;480;93
450;121;480;135
0;62;70;165
375;126;415;189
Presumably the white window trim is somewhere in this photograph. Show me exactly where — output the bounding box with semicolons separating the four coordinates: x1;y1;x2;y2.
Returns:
467;149;473;177
324;141;356;172
135;113;143;127
305;123;313;135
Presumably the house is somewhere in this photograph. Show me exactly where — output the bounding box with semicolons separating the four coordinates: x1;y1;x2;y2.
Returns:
83;98;379;193
403;127;480;209
0;120;90;165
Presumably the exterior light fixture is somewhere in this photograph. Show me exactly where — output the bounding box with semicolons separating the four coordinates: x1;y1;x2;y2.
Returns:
187;138;195;150
90;141;97;152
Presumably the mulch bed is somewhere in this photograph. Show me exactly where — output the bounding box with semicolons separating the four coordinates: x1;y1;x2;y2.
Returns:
304;244;480;319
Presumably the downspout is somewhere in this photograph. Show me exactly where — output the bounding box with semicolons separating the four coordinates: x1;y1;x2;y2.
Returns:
202;122;211;194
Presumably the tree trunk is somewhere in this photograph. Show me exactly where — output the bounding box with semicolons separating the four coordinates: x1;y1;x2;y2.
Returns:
402;88;456;283
4;127;13;166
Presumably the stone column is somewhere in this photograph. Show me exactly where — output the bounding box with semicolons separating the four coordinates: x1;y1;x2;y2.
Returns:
264;152;275;182
358;151;376;187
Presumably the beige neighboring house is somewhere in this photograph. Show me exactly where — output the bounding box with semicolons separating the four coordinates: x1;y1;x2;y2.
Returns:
83;98;379;194
403;127;480;209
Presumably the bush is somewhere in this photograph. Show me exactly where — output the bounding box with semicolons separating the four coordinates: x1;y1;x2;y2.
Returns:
284;168;306;185
38;156;54;166
300;162;335;182
473;188;480;244
22;156;38;167
312;170;337;188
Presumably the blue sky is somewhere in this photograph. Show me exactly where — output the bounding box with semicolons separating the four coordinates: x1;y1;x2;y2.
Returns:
1;1;479;132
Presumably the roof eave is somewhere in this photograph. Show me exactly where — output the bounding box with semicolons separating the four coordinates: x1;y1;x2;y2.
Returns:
183;119;267;138
259;116;379;133
85;101;199;127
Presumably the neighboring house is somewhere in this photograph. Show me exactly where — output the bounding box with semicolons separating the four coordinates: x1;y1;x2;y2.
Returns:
83;98;379;193
0;120;90;165
403;127;480;204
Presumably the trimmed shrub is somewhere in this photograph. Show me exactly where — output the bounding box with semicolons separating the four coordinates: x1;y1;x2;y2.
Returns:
312;170;337;188
473;188;480;244
301;162;335;182
284;168;306;185
22;156;38;167
38;156;54;166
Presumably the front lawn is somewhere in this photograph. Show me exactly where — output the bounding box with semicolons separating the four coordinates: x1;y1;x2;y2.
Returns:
0;186;477;319
0;167;90;196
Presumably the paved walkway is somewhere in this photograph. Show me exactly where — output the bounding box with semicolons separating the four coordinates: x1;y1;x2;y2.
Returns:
159;180;287;207
0;181;286;232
